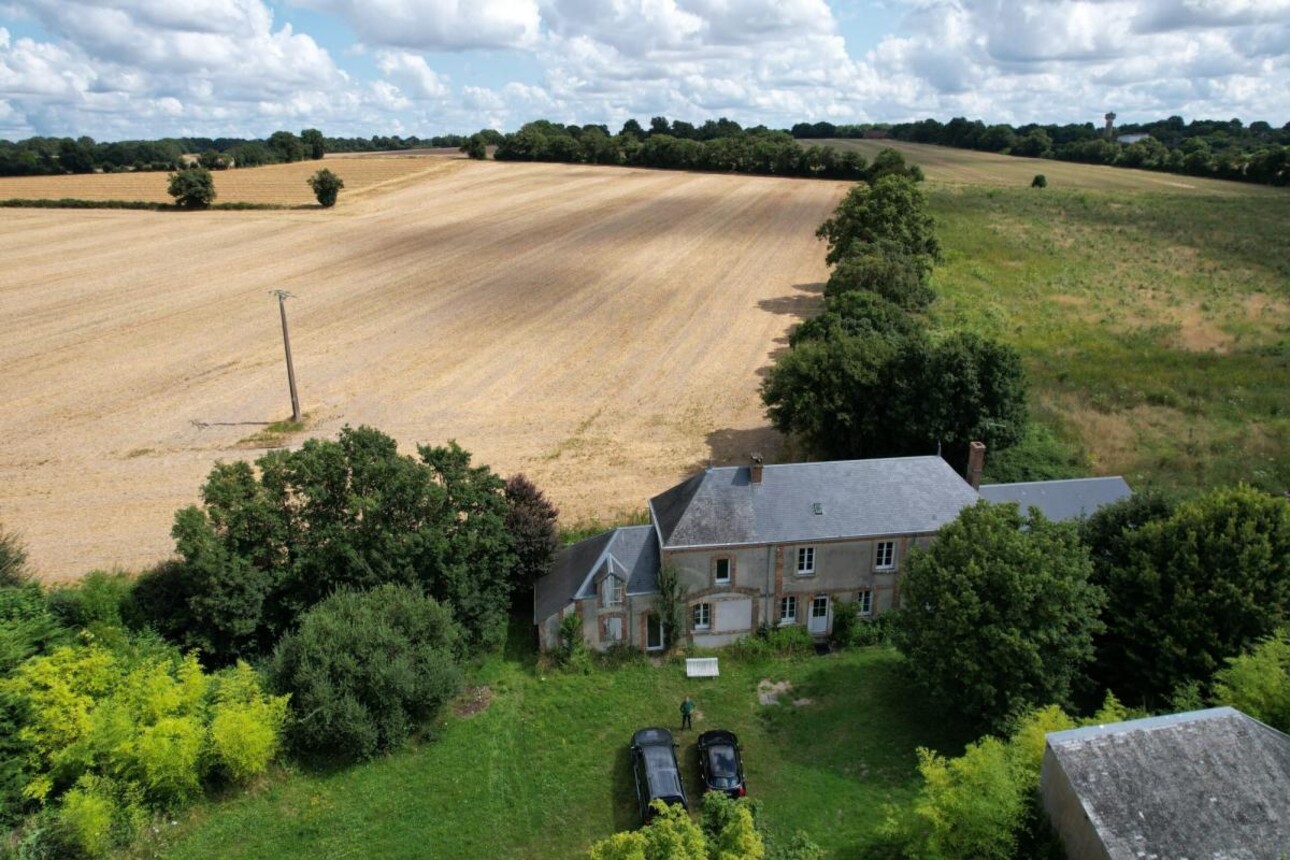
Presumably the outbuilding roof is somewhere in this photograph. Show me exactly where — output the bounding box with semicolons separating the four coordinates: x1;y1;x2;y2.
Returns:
1043;707;1290;859
979;476;1132;522
648;456;980;549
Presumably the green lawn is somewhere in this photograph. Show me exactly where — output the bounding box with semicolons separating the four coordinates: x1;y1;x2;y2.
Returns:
139;637;966;860
925;186;1290;493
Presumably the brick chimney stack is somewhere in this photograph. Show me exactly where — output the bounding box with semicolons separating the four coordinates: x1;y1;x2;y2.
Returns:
966;441;986;490
750;453;764;484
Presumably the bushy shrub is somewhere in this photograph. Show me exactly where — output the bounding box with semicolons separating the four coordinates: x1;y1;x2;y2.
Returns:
269;585;463;760
1;640;285;850
0;523;29;586
829;602;893;650
306;168;344;207
557;612;589;672
1213;630;1290;732
1031;174;1048;188
166;166;215;209
45;571;134;634
727;624;816;662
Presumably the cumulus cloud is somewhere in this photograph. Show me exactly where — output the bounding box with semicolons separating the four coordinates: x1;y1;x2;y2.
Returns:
0;0;1286;140
376;50;449;99
296;0;541;50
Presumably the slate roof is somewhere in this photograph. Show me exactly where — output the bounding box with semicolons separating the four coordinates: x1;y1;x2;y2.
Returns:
979;476;1131;522
648;456;981;549
1044;707;1290;859
534;526;659;622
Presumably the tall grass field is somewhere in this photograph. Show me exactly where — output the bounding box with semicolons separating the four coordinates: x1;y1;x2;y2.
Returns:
929;185;1289;492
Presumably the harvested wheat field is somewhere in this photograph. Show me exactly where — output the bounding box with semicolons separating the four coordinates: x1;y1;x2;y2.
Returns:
0;158;843;579
0;154;463;205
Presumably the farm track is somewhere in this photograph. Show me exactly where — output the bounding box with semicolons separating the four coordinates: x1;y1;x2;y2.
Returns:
0;159;843;578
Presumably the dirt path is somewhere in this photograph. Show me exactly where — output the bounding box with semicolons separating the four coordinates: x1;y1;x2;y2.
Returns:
0;160;844;579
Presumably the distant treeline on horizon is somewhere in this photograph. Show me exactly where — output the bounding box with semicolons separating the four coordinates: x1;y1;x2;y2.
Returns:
3;114;1287;186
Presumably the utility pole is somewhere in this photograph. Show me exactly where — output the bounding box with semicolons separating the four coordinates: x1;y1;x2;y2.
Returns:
270;290;301;423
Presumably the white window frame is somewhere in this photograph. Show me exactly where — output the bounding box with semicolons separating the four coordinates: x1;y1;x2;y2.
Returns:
875;541;896;571
604;616;624;642
779;595;798;625
714;557;732;585
603;575;624;607
796;547;816;576
858;590;873;616
693;602;712;632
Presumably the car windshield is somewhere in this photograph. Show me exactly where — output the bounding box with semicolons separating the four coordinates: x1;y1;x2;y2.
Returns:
706;746;739;787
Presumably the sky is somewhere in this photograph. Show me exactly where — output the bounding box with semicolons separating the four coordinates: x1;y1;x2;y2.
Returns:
0;0;1287;142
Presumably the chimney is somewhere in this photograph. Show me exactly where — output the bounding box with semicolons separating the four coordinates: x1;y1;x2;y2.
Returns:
750;453;763;484
966;441;986;490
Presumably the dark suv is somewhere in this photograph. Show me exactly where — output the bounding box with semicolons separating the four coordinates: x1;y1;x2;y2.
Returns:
697;729;746;798
630;727;688;823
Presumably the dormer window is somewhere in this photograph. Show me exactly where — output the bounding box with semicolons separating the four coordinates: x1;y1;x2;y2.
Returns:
603;575;624;607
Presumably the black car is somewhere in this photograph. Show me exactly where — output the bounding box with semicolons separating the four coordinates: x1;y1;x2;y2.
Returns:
697;729;746;798
630;727;688;823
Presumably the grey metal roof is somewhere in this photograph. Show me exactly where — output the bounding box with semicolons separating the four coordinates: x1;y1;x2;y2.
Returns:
649;456;980;549
534;525;660;622
1045;707;1290;859
979;476;1131;522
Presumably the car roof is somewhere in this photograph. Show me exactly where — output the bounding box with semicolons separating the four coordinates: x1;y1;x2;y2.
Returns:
633;727;676;747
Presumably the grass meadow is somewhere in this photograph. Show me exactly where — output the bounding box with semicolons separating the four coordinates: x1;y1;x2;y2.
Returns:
138;626;965;860
928;186;1290;493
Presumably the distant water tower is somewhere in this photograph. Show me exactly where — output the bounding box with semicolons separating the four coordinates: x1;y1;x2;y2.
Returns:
1104;112;1117;139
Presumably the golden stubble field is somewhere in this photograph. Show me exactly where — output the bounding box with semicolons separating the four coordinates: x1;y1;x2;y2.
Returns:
0;158;843;578
0;154;461;205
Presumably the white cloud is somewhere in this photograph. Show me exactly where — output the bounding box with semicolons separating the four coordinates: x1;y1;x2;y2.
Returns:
0;0;1286;140
297;0;541;50
376;50;449;99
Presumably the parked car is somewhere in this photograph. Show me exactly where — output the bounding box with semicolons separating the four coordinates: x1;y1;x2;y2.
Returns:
697;729;746;797
630;727;688;823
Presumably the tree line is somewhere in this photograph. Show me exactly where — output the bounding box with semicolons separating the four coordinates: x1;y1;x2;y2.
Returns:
792;115;1290;187
758;169;1028;474
0;427;559;857
469;117;923;182
0;129;327;177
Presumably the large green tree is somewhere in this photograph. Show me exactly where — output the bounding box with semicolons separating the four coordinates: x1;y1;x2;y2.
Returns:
1093;485;1290;703
299;128;325;160
762;330;1026;469
894;501;1104;732
167;166;215;209
823;243;936;311
158;426;519;664
815;174;941;268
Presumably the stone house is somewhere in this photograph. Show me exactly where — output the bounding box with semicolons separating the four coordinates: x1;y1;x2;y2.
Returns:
535;451;1131;653
536;454;980;652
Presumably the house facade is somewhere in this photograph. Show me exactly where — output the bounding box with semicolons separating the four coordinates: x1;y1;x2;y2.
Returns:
536;455;980;652
536;452;1132;653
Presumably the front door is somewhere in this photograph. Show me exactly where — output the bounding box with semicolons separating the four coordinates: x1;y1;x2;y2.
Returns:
808;596;829;635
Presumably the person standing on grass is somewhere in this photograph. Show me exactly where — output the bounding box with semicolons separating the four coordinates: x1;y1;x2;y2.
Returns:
680;695;695;730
